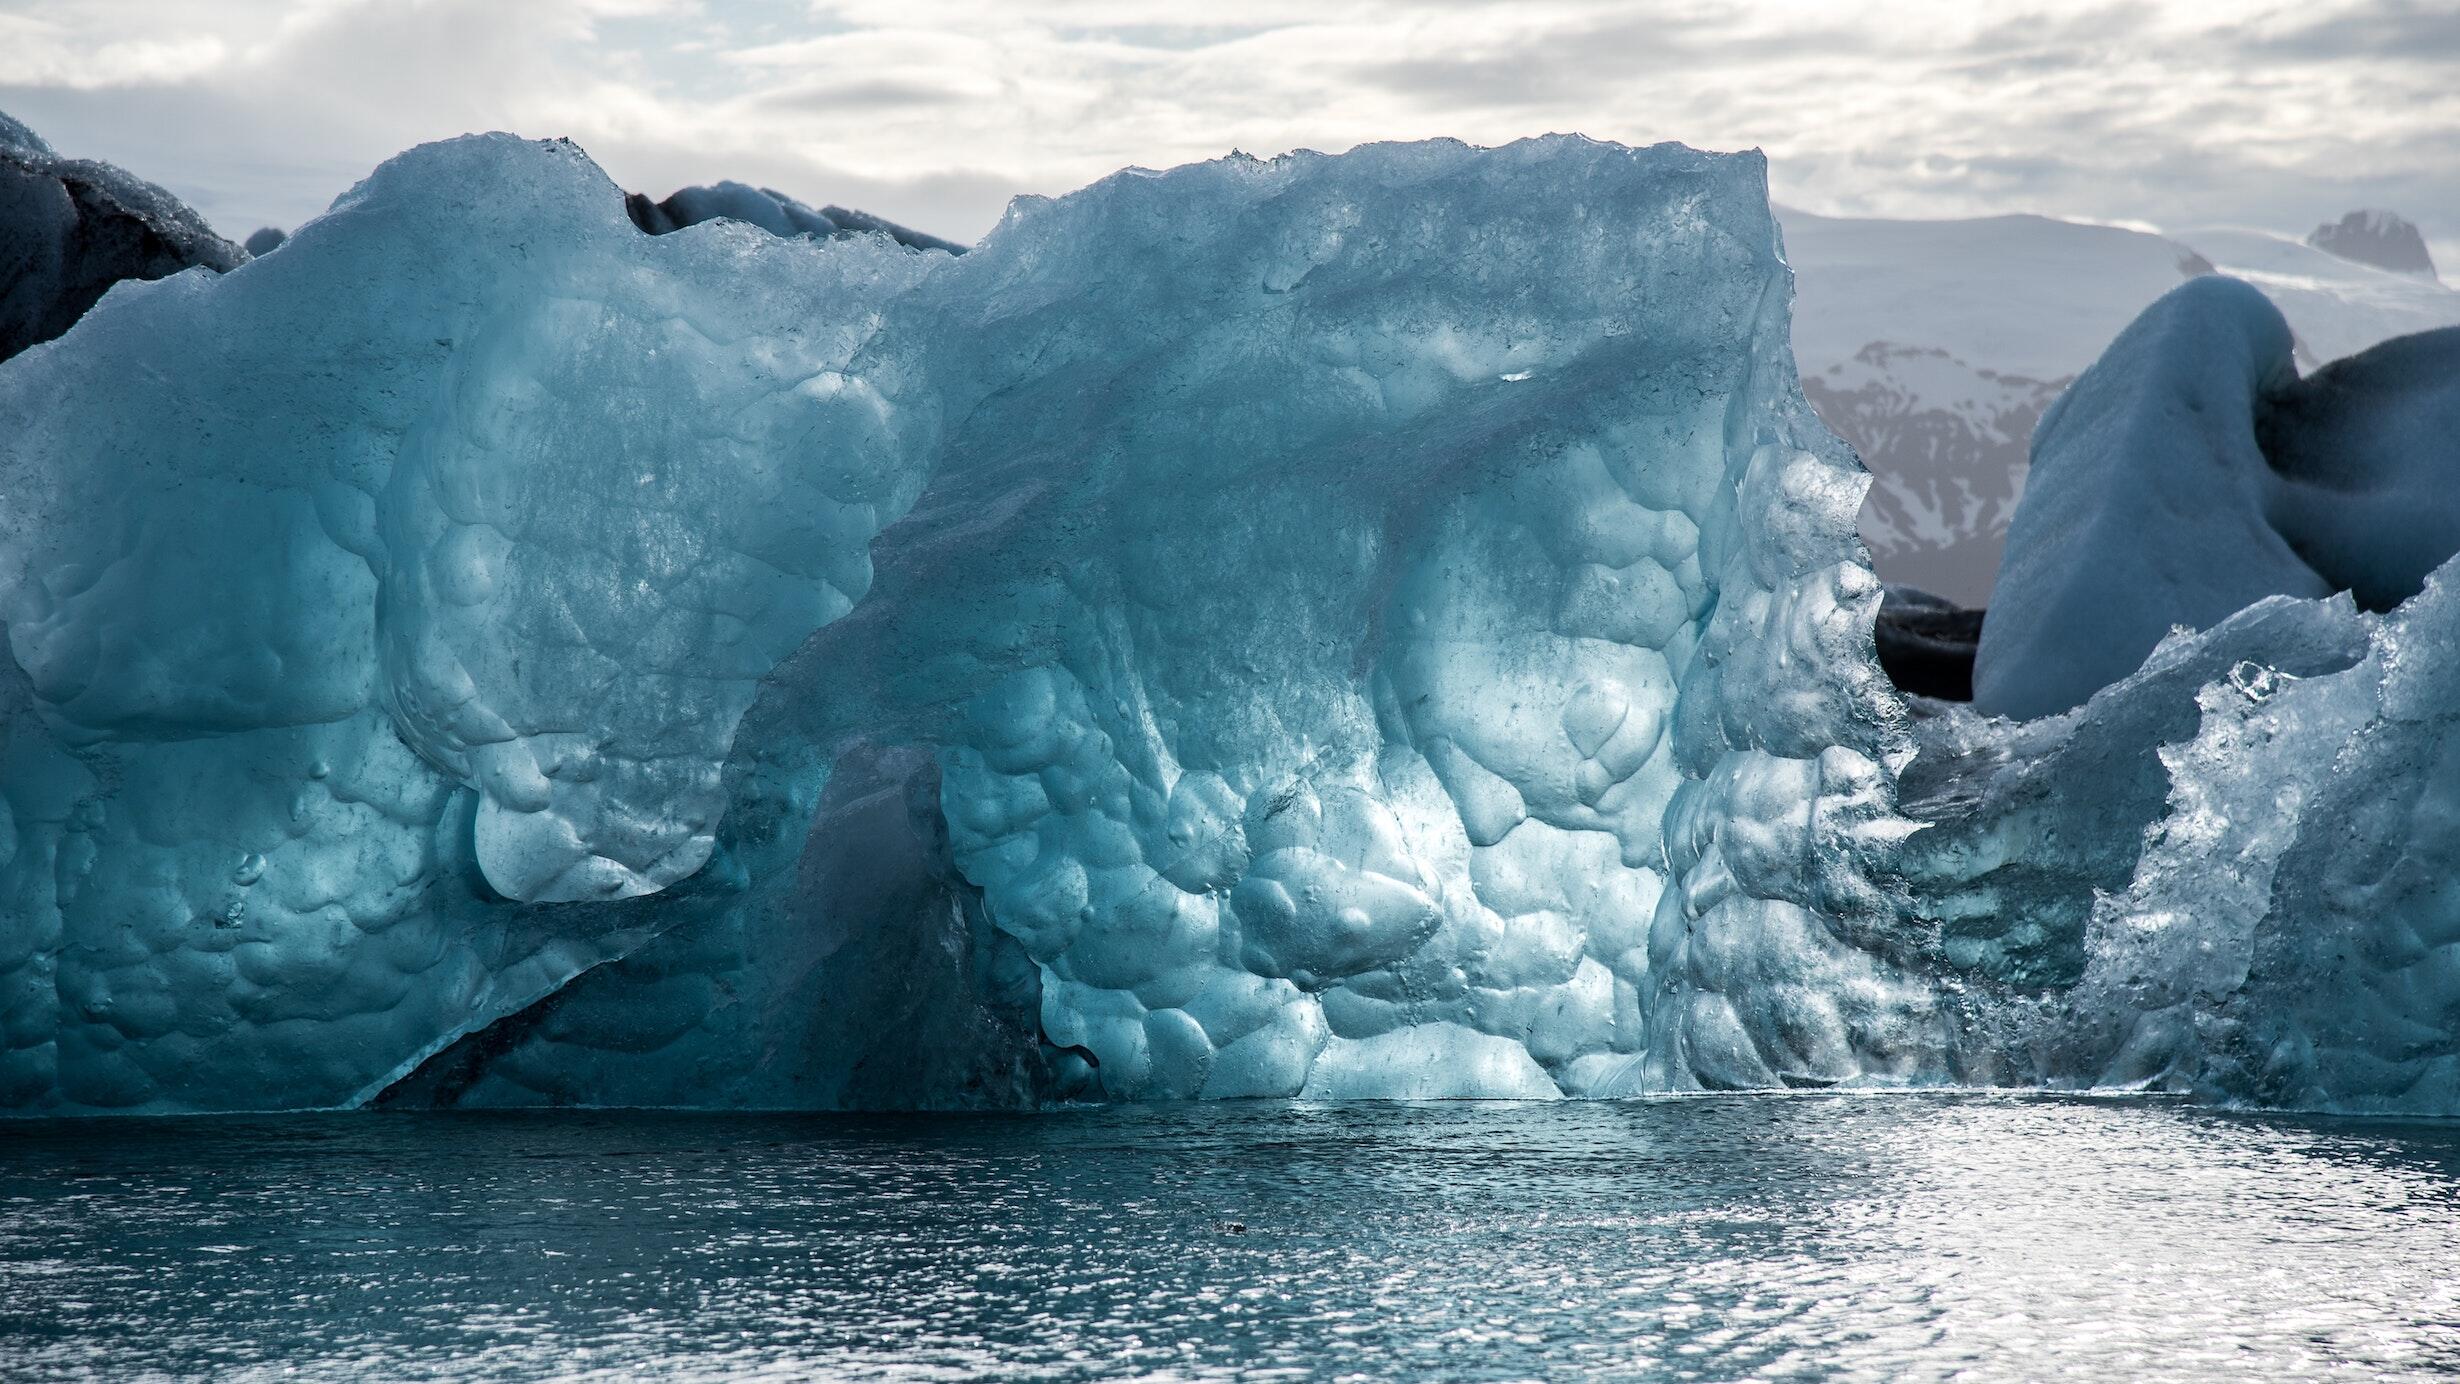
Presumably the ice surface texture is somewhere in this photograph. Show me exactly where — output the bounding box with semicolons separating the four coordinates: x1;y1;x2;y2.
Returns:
834;137;1922;1103
0;135;944;1108
0;131;1941;1110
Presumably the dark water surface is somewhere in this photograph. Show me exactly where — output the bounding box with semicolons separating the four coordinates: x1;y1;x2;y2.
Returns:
2;1095;2457;1381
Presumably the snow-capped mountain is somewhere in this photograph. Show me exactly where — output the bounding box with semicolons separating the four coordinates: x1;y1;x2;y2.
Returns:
1784;208;2460;603
2307;209;2438;281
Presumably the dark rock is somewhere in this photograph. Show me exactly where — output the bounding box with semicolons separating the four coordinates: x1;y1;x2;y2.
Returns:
2307;210;2438;282
626;179;966;254
242;226;286;256
1;110;245;364
1875;585;1983;702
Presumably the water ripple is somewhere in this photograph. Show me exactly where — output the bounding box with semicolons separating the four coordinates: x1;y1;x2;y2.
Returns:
1;1095;2456;1381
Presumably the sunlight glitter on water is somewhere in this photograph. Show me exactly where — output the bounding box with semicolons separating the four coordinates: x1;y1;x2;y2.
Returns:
2;1094;2456;1381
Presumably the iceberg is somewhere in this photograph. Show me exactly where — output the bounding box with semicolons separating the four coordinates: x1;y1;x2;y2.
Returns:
0;134;946;1109
4;120;2458;1117
1975;276;2460;719
1;129;1932;1110
1974;278;2333;719
1908;285;2460;1114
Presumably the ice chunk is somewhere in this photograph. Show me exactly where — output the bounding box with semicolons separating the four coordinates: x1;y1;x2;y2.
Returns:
2;131;1932;1110
1893;296;2460;1112
1867;278;2460;1113
0;132;948;1109
1900;567;2460;1114
1975;279;2331;719
2261;326;2460;610
1977;277;2460;719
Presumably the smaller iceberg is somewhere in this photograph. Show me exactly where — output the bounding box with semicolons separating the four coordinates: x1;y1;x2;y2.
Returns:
1910;278;2460;1115
1976;276;2460;719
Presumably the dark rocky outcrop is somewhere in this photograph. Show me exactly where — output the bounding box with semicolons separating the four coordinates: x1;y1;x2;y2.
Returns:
625;179;967;254
1;110;245;364
1875;585;1983;703
2307;210;2438;282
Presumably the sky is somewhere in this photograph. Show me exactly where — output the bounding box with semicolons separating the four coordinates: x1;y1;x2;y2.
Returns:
1;0;2453;266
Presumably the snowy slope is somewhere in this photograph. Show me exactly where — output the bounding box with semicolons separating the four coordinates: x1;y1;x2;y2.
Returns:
1784;209;2460;603
2175;226;2459;364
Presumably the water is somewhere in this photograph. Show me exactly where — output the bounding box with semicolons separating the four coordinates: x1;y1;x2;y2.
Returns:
1;1095;2456;1382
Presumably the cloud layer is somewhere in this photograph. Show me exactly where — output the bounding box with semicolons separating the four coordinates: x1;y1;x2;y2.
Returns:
2;0;2453;263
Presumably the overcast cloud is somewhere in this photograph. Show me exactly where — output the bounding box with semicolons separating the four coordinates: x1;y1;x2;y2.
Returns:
1;0;2452;264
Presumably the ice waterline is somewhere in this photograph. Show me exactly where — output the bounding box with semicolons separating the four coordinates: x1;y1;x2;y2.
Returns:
1;132;2455;1115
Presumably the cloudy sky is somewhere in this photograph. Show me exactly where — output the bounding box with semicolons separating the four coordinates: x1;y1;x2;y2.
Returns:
2;0;2453;264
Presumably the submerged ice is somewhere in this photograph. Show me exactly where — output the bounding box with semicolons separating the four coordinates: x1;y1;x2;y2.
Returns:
2;126;2457;1115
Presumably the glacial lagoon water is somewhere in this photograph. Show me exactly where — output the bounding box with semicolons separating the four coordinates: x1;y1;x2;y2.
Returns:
2;1095;2457;1381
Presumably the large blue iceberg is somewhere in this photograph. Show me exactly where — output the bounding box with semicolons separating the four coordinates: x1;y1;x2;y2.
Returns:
0;132;1920;1110
3;129;2456;1115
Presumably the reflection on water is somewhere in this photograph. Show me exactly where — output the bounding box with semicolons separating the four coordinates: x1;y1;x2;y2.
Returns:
2;1095;2457;1381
